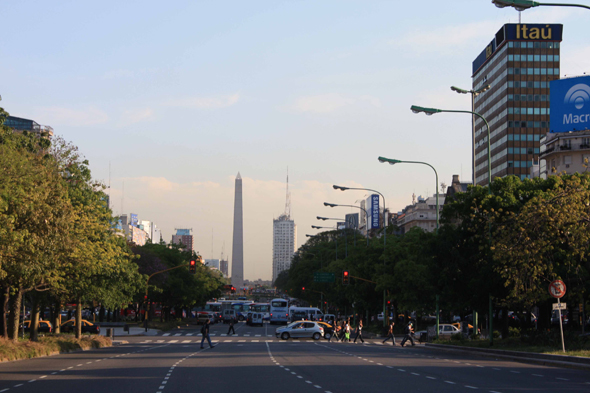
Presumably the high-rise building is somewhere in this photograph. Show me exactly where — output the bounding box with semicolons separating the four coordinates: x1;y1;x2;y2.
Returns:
171;228;194;252
231;173;244;288
272;173;296;283
472;23;562;186
205;259;220;269
220;259;229;277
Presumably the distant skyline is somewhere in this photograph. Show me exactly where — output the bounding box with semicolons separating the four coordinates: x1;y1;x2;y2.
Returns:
2;1;589;280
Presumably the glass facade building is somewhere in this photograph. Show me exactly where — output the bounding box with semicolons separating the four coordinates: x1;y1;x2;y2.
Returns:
472;24;562;185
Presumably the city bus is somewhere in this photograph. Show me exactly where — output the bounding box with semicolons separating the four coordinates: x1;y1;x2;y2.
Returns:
269;298;289;324
231;301;253;321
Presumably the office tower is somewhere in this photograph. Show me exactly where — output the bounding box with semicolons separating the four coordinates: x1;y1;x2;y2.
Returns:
472;23;562;185
171;228;194;252
272;173;296;283
231;173;244;289
220;259;229;277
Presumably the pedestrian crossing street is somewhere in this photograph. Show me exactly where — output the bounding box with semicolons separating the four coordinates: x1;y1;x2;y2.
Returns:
140;337;392;345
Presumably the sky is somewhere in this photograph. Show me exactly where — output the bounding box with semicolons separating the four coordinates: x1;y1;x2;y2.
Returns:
2;1;589;281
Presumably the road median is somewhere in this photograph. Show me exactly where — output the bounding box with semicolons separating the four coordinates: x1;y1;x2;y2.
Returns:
0;335;112;362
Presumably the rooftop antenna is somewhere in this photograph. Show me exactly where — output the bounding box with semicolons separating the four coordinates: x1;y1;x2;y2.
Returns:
284;167;291;218
108;161;111;211
121;181;124;216
211;228;214;260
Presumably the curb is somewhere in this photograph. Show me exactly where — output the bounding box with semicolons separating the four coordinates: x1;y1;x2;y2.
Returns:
425;343;590;372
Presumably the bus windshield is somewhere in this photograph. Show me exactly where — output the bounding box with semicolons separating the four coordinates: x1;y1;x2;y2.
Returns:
271;300;287;308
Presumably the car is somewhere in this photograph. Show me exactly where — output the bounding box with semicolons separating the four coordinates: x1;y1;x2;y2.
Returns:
316;321;334;339
276;321;324;340
21;320;53;333
437;324;460;338
60;319;100;334
213;312;223;323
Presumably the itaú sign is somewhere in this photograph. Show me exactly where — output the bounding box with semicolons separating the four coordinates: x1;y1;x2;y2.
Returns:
550;76;590;133
504;24;563;41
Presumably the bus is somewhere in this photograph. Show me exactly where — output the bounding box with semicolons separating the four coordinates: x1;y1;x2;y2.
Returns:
231;301;253;321
269;298;289;324
204;302;221;312
247;303;270;324
289;306;324;322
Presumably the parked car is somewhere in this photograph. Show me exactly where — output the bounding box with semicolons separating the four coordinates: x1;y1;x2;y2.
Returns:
276;321;324;340
437;324;460;338
60;319;100;334
21;320;53;333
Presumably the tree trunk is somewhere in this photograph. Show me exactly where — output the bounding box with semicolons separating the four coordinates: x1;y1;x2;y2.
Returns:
99;305;105;322
29;295;40;341
8;288;23;341
75;298;82;339
501;306;509;339
1;286;8;339
53;301;61;334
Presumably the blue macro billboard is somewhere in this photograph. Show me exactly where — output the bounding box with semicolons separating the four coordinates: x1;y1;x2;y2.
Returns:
550;76;590;133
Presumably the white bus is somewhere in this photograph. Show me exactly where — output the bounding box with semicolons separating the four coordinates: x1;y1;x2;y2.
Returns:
269;298;289;324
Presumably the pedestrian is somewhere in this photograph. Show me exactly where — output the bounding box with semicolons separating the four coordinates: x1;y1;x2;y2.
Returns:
382;321;396;345
354;320;364;343
344;321;351;342
227;318;236;336
400;322;415;347
200;319;214;349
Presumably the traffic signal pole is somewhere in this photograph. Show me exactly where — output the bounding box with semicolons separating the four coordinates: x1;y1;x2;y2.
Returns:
144;260;198;331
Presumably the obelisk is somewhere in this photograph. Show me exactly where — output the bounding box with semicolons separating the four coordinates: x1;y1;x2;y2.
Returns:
231;172;244;289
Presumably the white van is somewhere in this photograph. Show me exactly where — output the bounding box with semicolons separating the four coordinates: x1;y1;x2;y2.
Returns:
289;307;324;322
223;309;236;323
251;312;264;326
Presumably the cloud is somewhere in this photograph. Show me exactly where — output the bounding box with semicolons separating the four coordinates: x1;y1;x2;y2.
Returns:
119;108;154;126
33;106;109;127
291;93;381;114
165;93;240;109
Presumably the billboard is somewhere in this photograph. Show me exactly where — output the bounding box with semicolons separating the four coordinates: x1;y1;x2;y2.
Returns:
366;194;380;230
550;76;590;133
345;213;359;230
130;213;138;227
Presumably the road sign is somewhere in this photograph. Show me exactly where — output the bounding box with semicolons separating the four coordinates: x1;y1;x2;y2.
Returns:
313;272;335;283
553;302;567;310
549;280;566;298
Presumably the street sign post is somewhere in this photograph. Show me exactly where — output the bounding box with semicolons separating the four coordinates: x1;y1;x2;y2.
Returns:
549;280;567;353
313;272;335;283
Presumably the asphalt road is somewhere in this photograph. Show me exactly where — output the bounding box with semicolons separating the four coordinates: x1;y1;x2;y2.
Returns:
1;321;589;393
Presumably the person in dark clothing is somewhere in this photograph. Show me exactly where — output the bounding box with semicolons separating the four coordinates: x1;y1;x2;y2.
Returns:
400;322;415;347
354;320;364;343
200;319;214;349
227;319;236;335
383;321;396;345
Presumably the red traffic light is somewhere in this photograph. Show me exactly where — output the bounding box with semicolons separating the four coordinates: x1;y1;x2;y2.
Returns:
190;260;196;266
342;270;350;285
343;271;349;276
302;287;305;291
189;260;197;274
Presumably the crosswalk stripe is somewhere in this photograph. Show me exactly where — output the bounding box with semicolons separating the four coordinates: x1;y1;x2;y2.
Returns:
162;333;170;336
186;333;193;336
182;340;191;343
173;333;181;336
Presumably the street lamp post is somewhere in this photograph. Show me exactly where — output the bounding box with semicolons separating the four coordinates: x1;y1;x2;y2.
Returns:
324;203;369;246
492;0;590;10
411;105;492;194
333;185;389;327
317;216;355;247
377;157;440;231
450;85;491;186
411;104;493;344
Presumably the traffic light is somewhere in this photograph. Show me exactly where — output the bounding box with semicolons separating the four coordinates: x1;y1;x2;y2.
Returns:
189;260;196;274
342;270;350;285
302;287;305;291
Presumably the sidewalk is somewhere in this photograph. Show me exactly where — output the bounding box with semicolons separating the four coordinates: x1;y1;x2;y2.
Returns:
99;327;160;337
